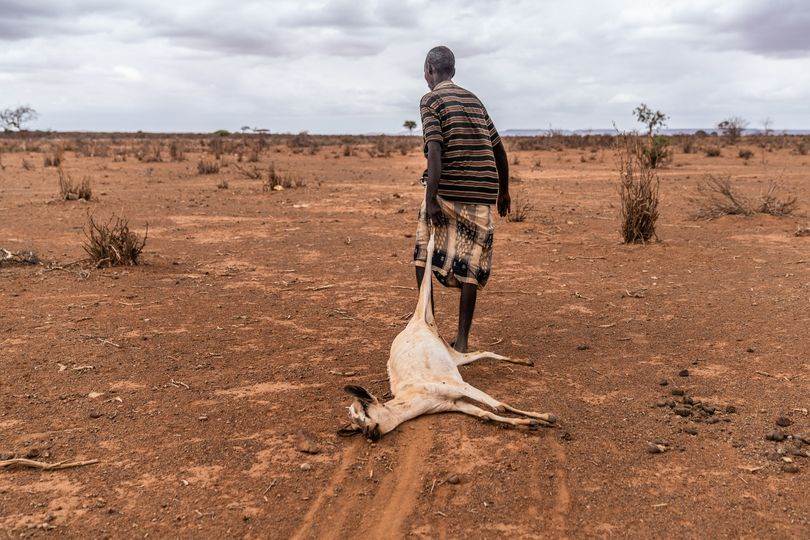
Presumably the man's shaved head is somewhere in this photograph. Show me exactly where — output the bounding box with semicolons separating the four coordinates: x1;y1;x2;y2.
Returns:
425;46;455;78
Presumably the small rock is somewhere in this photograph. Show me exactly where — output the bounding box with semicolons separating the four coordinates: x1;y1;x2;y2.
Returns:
560;431;573;442
701;405;716;415
683;427;698;436
299;463;312;471
24;448;41;459
576;344;589;351
658;379;669;386
666;400;676;408
198;415;208;421
704;417;720;424
678;369;690;377
655;400;667;408
647;443;668;454
0;452;15;460
446;475;461;485
683;396;694;406
775;416;792;427
746;347;755;353
671;388;685;396
89;411;102;419
725;405;737;414
766;432;786;442
295;430;321;454
674;407;691;417
781;463;800;474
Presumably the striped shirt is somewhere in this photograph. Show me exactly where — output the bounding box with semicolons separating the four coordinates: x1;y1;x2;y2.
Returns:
420;80;501;205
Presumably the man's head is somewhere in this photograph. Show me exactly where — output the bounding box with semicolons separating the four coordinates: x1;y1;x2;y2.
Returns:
424;46;455;90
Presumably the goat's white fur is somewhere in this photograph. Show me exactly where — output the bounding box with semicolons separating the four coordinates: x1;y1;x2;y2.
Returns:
343;233;556;439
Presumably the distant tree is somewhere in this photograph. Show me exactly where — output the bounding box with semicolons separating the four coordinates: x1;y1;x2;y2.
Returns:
1;105;38;131
633;104;670;169
717;117;748;143
761;117;773;136
633;103;668;137
240;125;251;134
253;128;270;134
403;120;417;134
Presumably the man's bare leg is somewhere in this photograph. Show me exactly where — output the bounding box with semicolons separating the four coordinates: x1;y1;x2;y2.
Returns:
415;266;434;314
453;282;477;353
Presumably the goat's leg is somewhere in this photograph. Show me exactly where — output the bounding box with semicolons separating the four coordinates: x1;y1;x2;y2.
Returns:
452;350;533;367
458;383;557;426
450;400;541;428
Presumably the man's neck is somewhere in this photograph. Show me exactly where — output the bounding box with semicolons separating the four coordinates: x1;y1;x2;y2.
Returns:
433;78;453;89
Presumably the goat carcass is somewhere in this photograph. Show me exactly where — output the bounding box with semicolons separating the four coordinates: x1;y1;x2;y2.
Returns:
341;233;557;440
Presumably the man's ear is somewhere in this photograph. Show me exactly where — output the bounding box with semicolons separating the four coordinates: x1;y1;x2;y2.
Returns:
344;385;377;404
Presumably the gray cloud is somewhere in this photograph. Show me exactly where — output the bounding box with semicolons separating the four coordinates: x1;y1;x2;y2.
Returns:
0;0;808;132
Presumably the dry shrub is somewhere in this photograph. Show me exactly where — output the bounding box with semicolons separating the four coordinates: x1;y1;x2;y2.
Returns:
507;191;533;222
44;147;64;167
57;168;92;201
263;163;305;191
797;142;808;156
691;175;797;219
216;178;229;189
247;145;260;163
234;163;262;180
83;215;147;267
616;134;659;243
197;159;220;175
738;149;754;160
169;140;185;162
343;145;353;157
0;248;39;267
22;159;35;171
705;146;721;157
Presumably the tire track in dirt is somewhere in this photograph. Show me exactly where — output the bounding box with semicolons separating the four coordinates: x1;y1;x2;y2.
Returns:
358;419;433;537
548;435;571;538
291;440;362;540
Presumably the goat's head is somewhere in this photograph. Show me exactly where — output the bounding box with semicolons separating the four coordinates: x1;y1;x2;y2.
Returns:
339;385;383;441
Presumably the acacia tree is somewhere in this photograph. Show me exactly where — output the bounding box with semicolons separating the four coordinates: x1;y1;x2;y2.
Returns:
403;120;417;134
633;104;670;169
717;116;748;143
633;103;668;137
1;105;38;131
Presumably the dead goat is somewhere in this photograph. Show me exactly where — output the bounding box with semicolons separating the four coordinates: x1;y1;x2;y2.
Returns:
340;234;557;440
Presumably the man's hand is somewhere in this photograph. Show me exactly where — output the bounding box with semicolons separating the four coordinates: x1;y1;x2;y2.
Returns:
497;190;511;217
426;196;444;227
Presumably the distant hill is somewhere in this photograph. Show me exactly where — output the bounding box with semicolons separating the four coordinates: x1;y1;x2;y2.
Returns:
501;128;810;136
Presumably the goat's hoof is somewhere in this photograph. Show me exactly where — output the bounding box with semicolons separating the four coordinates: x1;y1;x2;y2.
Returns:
546;414;558;425
528;420;540;431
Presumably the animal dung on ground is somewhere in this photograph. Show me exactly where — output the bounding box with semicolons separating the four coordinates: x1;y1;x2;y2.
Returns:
340;233;556;440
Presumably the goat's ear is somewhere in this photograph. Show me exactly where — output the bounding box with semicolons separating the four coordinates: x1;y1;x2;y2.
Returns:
344;385;376;404
336;424;361;437
365;425;382;442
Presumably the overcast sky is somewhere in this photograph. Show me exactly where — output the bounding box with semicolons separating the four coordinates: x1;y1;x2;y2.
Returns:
1;0;809;133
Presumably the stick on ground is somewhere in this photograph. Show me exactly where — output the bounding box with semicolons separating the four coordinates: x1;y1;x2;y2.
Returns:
0;458;99;471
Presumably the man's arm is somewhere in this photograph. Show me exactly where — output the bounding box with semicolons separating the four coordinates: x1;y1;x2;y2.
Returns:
493;141;510;217
425;140;444;226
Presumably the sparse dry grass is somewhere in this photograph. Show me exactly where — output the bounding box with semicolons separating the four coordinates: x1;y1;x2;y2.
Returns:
507;191;533;223
44;147;64;167
263;163;305;191
616;134;659;243
197;159;220;175
57;168;92;201
691;175;797;219
83;215;147;267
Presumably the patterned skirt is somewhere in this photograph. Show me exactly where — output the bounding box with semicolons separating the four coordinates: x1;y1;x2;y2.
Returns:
413;197;494;289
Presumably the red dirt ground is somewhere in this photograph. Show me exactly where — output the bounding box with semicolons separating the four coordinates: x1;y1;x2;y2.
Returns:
1;140;808;538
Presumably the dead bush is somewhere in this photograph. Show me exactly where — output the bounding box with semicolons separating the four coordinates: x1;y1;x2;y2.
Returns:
616;134;659;243
44;147;64;167
691;175;797;219
233;163;262;180
83;215;147;267
507;191;533;223
22;159;35;171
169;140;185;162
216;178;229;189
57;168;92;201
263;163;305;191
738;149;754;160
705;146;721;157
0;248;40;267
197;159;220;175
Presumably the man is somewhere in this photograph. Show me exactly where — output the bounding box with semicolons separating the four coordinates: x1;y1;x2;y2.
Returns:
413;45;510;353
